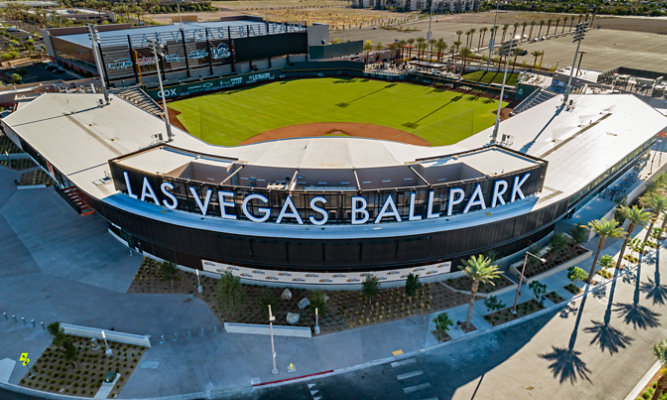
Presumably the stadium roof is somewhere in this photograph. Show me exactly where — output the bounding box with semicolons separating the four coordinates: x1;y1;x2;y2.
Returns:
2;91;665;236
54;20;299;48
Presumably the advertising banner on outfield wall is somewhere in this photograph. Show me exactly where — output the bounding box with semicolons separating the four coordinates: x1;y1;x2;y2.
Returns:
144;69;279;99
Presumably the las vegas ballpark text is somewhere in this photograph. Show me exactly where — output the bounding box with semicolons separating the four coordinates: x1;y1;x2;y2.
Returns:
122;171;531;225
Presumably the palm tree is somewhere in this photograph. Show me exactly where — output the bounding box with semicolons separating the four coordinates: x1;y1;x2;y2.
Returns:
461;254;500;331
428;38;436;60
587;218;624;284
651;339;667;400
435;38;447;62
569;15;575;31
554;18;560;35
615;205;651;271
406;38;415;59
416;36;426;59
500;24;509;43
397;39;406;61
363;40;374;64
468;28;476;49
545;19;552;36
453;39;462;54
465;30;472;49
512;22;519;40
520;21;528;41
528;21;535;40
417;41;427;60
537;20;545;37
479;27;487;49
456;30;463;43
641;193;667;243
459;47;473;75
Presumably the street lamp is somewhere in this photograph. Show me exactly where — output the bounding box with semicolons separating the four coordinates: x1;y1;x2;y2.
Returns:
490;39;516;145
268;304;278;374
563;22;587;105
101;330;112;357
486;0;500;71
196;269;202;295
511;251;547;314
147;38;174;142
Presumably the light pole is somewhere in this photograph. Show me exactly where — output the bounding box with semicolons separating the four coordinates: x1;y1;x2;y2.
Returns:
147;38;174;142
486;0;500;71
511;251;547;314
426;0;434;42
563;22;587;105
86;24;109;104
196;269;202;294
101;330;112;357
314;307;320;335
268;304;278;374
490;39;515;145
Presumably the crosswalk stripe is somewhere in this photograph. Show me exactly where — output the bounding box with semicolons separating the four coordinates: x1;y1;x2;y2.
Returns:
403;383;431;394
396;370;424;380
391;358;416;368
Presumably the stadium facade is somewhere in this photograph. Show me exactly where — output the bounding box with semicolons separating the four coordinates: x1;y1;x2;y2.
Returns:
2;91;665;286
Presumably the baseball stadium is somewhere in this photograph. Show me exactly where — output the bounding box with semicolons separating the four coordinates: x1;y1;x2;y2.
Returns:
2;27;666;286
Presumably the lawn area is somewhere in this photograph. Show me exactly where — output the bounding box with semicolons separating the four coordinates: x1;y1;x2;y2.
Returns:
169;77;505;146
463;70;519;87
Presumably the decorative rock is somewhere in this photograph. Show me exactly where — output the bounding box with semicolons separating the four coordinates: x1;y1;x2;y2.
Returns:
281;288;293;300
286;312;300;325
297;297;310;310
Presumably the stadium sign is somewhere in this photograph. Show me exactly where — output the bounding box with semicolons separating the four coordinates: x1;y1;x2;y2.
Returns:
120;171;532;225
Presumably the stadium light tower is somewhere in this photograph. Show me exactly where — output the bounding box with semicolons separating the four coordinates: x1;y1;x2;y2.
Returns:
486;0;500;71
87;24;109;104
563;22;587;105
426;0;434;42
148;38;174;142
490;39;516;145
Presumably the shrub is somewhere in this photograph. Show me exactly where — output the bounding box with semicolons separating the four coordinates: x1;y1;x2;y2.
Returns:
215;271;243;314
567;266;588;282
362;275;380;305
258;289;277;319
598;254;615;270
309;289;327;316
433;312;453;334
484;295;506;313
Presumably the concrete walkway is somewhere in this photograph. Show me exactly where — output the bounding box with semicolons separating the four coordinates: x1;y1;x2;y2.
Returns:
0;163;664;399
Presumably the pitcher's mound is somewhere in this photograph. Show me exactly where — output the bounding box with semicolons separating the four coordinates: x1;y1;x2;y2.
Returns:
240;122;431;146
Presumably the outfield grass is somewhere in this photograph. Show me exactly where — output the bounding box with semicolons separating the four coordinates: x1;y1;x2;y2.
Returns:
169;78;506;146
462;71;519;86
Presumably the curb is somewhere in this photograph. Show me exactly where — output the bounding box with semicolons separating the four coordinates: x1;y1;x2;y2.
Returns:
624;361;661;400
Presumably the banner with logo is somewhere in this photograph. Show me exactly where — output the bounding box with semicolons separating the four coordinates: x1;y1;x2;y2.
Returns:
144;69;279;99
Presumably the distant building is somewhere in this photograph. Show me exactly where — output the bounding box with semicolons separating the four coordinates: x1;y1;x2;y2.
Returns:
353;0;479;12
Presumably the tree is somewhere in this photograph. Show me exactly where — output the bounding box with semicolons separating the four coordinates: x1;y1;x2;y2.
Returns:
216;271;243;314
529;280;547;305
456;30;462;43
459;47;473;75
415;37;426;59
571;224;587;245
47;321;66;348
641;193;667;243
362;274;380;305
309;289;327;316
520;21;528;40
464;30;471;49
545;19;553;36
478;27;487;49
435;38;447;62
461;254;500;331
406;38;415;59
615;205;651;270
62;338;78;366
453;40;462;54
404;273;421;304
11;73;21;84
484;295;506;313
531;50;542;69
363;40;373;64
528;21;535;40
651;339;667;400
428;38;436;59
537;20;545;37
567;266;588;283
500;24;509;43
587;218;624;284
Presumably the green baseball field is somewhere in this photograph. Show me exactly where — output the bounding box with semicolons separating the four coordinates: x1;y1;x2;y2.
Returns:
169;77;505;147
